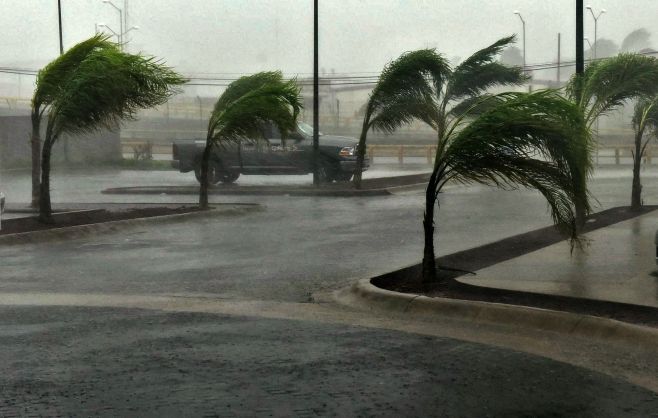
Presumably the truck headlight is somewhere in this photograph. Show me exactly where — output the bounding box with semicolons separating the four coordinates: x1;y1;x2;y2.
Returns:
339;146;355;156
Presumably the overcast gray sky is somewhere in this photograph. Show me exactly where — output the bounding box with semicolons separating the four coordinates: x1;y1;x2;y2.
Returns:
1;1;656;77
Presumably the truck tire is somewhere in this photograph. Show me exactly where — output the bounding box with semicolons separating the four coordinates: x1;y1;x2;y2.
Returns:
218;170;240;184
194;162;222;185
334;172;353;182
317;161;338;183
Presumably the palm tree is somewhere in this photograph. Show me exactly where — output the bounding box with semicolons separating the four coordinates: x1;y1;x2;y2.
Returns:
419;90;590;283
30;35;116;208
198;72;302;209
38;38;185;222
355;37;592;283
630;95;658;210
566;53;658;218
353;49;450;188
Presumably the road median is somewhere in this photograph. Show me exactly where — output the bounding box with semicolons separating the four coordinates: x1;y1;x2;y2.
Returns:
0;204;262;245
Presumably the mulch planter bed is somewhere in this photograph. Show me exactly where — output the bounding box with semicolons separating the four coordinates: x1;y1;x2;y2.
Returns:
374;205;658;328
0;206;203;235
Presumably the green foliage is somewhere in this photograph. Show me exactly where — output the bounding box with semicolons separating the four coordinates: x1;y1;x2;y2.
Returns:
633;95;658;135
366;49;450;132
33;34;116;110
567;53;658;124
444;91;591;240
446;35;528;103
208;72;302;144
48;48;185;140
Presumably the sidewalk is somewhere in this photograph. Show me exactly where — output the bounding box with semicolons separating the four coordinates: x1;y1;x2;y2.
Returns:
459;211;658;308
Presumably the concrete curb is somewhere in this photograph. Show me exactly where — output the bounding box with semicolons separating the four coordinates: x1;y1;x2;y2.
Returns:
0;204;263;245
101;186;391;197
335;278;658;347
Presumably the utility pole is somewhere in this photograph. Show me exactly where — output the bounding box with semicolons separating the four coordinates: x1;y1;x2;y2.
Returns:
576;0;584;74
557;33;561;84
513;11;526;73
57;0;64;54
58;0;71;163
312;0;320;186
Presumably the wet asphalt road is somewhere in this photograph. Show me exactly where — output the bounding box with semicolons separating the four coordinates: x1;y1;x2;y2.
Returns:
0;172;558;302
1;165;658;302
1;306;656;417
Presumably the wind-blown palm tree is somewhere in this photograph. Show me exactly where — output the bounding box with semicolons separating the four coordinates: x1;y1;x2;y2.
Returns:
566;53;658;218
38;39;185;221
420;90;590;283
354;36;529;187
30;34;116;208
198;72;302;208
630;95;658;210
356;37;592;283
353;49;450;188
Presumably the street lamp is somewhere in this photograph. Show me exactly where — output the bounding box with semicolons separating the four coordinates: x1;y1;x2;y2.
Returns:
513;11;526;72
98;23;120;42
102;0;123;45
122;25;139;42
585;5;606;60
584;37;593;60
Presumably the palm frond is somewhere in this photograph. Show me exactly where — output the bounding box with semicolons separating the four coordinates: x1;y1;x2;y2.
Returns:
446;36;528;103
212;71;285;116
34;34;117;108
567;53;658;124
212;77;302;143
48;47;185;138
370;90;438;132
442;90;592;243
367;49;449;123
633;95;658;134
446;94;498;118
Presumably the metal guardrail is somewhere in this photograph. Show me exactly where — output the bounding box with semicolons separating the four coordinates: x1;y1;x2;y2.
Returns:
121;140;655;165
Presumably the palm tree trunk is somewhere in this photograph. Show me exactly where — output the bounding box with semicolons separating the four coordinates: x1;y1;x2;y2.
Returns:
198;138;212;209
39;134;56;223
421;170;440;283
30;109;41;209
353;117;370;189
631;129;644;211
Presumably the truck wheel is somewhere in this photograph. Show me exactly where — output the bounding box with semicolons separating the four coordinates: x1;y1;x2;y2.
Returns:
194;163;222;185
335;172;353;182
317;162;337;183
218;171;240;184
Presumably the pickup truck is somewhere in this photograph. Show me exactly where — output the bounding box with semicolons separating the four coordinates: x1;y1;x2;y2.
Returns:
172;122;369;184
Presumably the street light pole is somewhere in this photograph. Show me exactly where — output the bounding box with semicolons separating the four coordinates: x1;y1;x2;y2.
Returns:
103;0;124;47
57;0;64;54
313;0;319;186
576;0;584;74
584;37;593;60
586;5;606;60
98;23;120;42
513;11;526;72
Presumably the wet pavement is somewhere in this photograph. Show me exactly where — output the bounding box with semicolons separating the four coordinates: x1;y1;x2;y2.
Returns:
461;210;658;307
0;305;656;417
2;165;658;304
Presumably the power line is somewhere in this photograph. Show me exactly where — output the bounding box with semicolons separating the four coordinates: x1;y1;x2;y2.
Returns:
1;49;656;82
